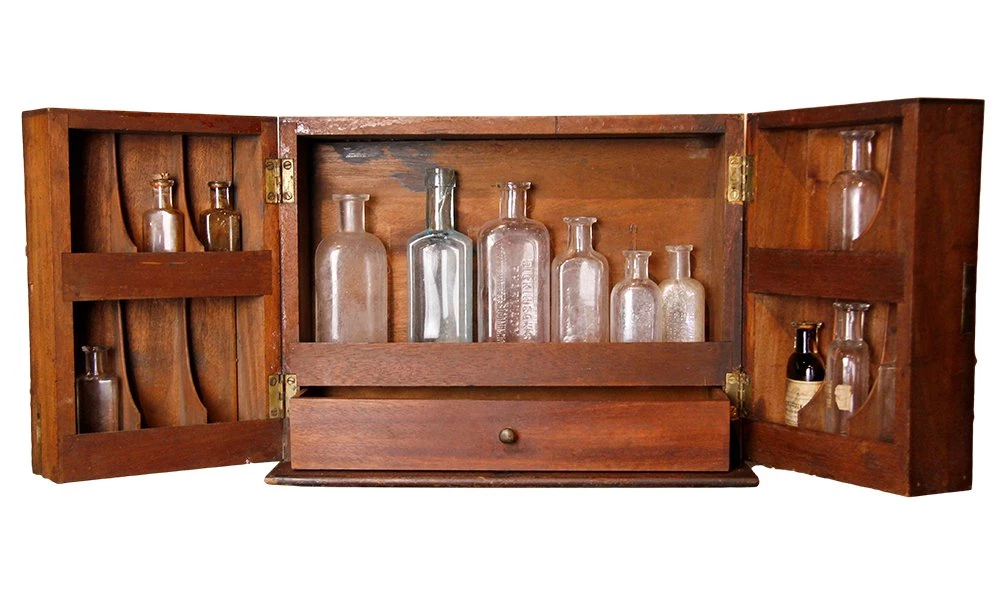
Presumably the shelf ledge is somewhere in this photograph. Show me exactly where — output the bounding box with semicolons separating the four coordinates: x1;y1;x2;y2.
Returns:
747;248;904;301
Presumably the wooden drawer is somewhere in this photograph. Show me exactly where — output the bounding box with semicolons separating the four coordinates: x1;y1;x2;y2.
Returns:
290;390;731;472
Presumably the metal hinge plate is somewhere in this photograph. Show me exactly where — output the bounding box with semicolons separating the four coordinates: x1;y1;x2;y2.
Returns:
725;369;751;418
265;158;295;204
727;154;754;205
267;373;298;418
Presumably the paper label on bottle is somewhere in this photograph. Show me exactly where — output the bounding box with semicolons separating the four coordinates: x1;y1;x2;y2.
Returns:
784;379;823;427
834;384;853;412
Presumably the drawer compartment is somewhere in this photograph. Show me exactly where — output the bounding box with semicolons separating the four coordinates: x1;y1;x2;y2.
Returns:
290;390;731;472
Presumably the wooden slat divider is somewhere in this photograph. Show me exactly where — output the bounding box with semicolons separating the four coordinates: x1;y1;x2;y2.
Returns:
747;247;905;301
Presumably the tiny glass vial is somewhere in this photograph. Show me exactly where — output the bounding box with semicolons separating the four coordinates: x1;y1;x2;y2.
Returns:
784;322;825;427
658;244;706;342
552;217;609;342
201;181;242;251
828;130;882;250
824;301;871;434
76;345;121;433
314;194;389;343
142;173;184;252
611;250;659;342
407;167;474;342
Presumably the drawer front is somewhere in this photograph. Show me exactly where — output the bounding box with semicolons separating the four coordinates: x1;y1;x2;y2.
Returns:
290;396;730;472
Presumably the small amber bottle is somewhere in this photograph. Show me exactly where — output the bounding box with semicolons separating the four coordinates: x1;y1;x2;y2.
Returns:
201;181;242;251
76;345;121;433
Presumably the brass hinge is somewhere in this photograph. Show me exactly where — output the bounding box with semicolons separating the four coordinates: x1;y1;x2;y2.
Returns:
727;154;754;205
267;373;298;418
725;369;751;418
265;158;295;204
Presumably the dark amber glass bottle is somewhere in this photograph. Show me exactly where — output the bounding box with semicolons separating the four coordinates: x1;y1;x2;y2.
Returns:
784;322;825;426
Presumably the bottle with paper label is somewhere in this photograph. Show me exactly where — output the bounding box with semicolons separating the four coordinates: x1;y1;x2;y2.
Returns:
784;322;825;427
824;301;871;434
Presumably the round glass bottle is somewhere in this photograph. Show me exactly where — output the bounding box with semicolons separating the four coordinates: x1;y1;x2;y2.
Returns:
824;301;871;434
407;167;473;343
552;217;609;343
784;322;825;427
76;345;121;433
200;180;242;251
142;173;184;252
658;244;706;342
828;130;882;250
477;182;550;342
314;194;388;343
611;250;658;342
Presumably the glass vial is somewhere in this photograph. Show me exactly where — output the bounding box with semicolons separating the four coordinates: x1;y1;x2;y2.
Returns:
142;173;184;252
552;217;609;342
611;250;659;342
784;322;825;427
314;194;388;343
828;130;882;250
477;182;550;342
824;301;871;434
76;345;120;433
201;181;242;251
658;244;706;342
407;167;473;342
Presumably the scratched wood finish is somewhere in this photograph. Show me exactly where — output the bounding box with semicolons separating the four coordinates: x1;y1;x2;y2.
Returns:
290;391;731;472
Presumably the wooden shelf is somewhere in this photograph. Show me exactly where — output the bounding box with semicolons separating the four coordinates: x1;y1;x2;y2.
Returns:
287;341;733;387
747;248;904;301
61;251;273;301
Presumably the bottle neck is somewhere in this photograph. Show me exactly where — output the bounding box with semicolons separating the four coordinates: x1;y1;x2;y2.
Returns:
566;220;595;253
83;347;107;377
835;308;866;342
153;186;173;210
624;251;650;280
666;247;692;279
499;183;529;219
336;197;367;233
795;327;820;354
210;186;231;210
843;131;873;171
426;185;455;231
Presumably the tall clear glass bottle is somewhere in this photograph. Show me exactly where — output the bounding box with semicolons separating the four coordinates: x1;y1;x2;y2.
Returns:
142;173;184;252
314;194;388;343
407;167;473;342
658;244;706;342
552;217;609;342
824;301;871;434
477;182;550;342
784;322;825;427
828;130;882;250
200;180;242;251
611;250;659;342
76;345;120;433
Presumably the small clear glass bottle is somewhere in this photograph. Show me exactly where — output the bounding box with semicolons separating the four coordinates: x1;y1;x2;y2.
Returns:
828;130;882;250
477;182;550;342
824;301;871;434
142;173;184;252
76;345;120;433
552;217;609;343
784;322;825;427
658;244;706;342
407;167;473;343
314;194;388;343
611;250;659;342
200;180;242;251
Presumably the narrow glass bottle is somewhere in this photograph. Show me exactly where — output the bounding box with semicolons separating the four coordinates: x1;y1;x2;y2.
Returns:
142;173;184;252
658;244;706;342
611;250;659;342
824;301;871;434
828;130;882;250
784;322;825;427
477;182;550;342
552;217;609;342
76;345;120;433
201;180;242;251
407;167;473;342
314;194;388;343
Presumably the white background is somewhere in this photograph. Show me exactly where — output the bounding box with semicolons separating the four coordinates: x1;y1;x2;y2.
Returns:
2;2;997;598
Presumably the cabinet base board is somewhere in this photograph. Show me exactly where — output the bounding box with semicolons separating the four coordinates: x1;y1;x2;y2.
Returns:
264;462;759;488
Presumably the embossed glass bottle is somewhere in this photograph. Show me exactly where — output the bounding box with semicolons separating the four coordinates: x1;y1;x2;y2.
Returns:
314;194;388;343
142;173;184;252
824;301;871;434
552;217;609;342
76;345;120;433
200;180;241;251
658;244;705;342
784;322;825;427
408;167;473;342
828;130;882;250
477;182;550;342
611;250;659;342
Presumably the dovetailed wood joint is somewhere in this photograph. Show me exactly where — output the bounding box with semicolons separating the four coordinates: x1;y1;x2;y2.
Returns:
265;158;295;204
726;154;753;205
724;369;750;417
268;373;298;419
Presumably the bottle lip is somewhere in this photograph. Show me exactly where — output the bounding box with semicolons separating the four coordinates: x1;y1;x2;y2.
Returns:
208;180;232;189
80;345;109;353
791;321;823;330
664;244;694;252
496;181;532;189
840;129;876;140
622;249;652;257
563;216;597;225
329;193;371;202
833;301;871;311
150;172;174;188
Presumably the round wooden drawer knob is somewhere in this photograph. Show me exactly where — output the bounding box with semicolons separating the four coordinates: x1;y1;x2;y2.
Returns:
499;428;518;444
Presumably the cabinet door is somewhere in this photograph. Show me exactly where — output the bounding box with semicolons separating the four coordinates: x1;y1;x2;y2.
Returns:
743;99;983;495
24;108;284;482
